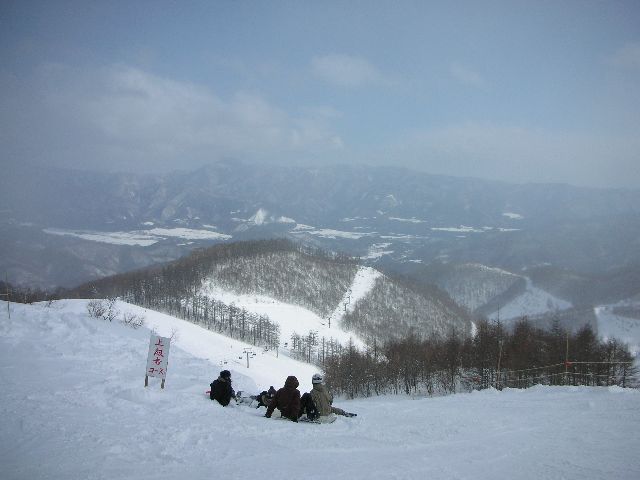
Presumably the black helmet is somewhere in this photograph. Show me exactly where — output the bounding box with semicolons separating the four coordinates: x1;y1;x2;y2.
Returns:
220;370;231;379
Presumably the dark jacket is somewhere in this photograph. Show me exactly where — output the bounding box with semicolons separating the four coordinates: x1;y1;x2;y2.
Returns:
210;376;235;406
256;389;275;408
266;376;300;421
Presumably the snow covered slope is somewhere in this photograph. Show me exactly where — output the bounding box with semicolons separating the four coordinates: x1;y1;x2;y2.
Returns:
200;266;381;349
434;263;522;313
489;277;572;322
2;300;640;480
595;304;640;356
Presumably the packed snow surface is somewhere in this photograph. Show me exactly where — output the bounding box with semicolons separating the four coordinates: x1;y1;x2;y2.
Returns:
2;300;639;480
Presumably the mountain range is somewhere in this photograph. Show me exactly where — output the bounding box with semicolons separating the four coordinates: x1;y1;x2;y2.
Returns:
2;160;639;312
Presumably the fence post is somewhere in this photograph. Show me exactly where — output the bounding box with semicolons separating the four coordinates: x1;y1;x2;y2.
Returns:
564;332;569;385
1;273;9;319
496;340;503;390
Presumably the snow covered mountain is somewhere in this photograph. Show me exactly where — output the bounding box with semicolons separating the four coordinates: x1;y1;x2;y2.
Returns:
3;160;640;296
415;262;526;313
2;299;639;480
68;240;472;346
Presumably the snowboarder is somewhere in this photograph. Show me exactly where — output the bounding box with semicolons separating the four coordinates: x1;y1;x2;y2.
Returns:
265;376;300;422
209;370;236;406
309;373;356;418
255;386;276;408
299;392;320;420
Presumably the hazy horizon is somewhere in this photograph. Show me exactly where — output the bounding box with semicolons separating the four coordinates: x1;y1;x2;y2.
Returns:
2;0;639;188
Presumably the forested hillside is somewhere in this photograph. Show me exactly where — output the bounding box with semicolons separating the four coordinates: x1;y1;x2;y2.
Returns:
528;265;640;306
69;239;471;347
414;262;525;314
199;250;358;318
342;275;471;342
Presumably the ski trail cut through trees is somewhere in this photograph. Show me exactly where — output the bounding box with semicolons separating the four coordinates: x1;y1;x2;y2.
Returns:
328;266;382;327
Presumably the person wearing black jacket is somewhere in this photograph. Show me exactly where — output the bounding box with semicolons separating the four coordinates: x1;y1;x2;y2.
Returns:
255;386;276;408
210;370;236;406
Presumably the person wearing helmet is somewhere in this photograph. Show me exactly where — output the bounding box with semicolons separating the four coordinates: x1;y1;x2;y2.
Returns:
209;370;236;406
265;376;301;422
309;373;357;418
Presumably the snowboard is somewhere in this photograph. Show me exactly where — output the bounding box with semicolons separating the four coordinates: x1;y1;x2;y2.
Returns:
299;414;337;424
205;390;258;406
265;412;337;424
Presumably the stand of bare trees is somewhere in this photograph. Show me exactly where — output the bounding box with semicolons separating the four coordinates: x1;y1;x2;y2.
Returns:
289;330;345;365
325;318;637;399
120;292;281;350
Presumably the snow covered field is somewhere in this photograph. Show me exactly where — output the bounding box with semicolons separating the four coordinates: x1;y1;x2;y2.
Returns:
2;300;640;480
43;227;232;246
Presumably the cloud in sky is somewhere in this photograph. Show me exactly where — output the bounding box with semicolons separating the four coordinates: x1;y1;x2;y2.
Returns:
2;64;343;172
2;1;639;188
311;54;395;88
386;123;640;188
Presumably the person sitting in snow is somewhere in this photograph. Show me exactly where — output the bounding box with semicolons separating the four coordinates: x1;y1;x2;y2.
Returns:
255;386;276;408
210;370;236;406
309;373;357;418
265;376;300;422
299;392;320;420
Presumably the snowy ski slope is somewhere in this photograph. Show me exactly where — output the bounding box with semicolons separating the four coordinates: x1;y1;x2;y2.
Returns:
199;266;381;349
2;300;640;480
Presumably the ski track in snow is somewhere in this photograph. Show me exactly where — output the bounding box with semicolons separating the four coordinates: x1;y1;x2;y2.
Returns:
326;266;382;329
2;300;640;480
200;266;381;350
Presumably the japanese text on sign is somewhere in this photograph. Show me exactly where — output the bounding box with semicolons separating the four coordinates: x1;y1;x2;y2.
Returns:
146;335;170;379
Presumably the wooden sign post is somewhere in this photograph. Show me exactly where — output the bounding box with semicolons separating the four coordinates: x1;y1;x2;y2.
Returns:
145;334;170;389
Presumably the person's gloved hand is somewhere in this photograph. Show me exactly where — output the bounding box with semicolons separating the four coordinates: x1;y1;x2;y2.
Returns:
264;413;271;418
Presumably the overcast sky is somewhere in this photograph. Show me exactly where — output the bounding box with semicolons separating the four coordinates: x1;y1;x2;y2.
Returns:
1;0;639;188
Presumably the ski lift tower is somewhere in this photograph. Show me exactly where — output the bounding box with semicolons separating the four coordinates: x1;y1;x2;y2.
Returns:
243;348;255;368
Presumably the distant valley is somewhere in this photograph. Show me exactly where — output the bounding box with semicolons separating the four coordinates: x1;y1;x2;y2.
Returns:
2;160;640;326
